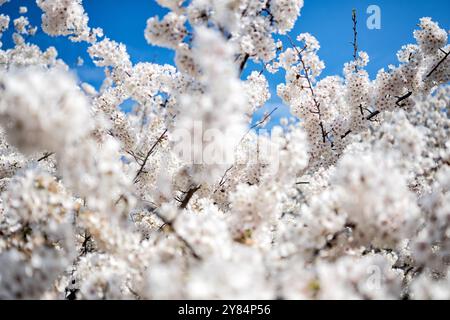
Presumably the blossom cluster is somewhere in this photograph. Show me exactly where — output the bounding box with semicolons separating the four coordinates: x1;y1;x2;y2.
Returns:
0;0;449;300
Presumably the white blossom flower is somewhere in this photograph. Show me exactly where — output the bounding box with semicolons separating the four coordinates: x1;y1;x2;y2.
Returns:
0;68;92;154
0;0;448;300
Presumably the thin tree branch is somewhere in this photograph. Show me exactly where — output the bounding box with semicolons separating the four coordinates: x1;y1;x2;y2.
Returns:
239;53;250;75
426;49;449;78
80;231;92;256
341;130;352;139
366;110;380;121
127;285;141;300
352;9;359;72
37;152;54;162
240;107;278;144
213;166;234;194
250;107;278;131
286;34;331;146
395;91;413;107
146;205;202;260
133;128;168;182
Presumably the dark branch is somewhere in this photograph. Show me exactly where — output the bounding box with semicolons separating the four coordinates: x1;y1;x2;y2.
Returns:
395;91;413;107
341;130;352;139
239;53;250;75
127;150;144;164
287;34;330;146
213;166;234;194
37;152;54;162
352;9;359;72
80;231;92;256
147;205;202;260
366;110;380;121
179;185;201;209
134;129;168;182
426;49;449;78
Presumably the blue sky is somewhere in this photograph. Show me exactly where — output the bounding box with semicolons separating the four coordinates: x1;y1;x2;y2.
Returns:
1;0;449;124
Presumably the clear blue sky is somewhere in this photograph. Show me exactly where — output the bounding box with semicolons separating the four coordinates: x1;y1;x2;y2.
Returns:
1;0;449;123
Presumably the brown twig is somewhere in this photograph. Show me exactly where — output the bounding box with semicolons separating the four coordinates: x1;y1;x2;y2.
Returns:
240;107;279;144
179;185;201;209
127;150;145;164
37;152;54;162
286;34;331;146
146;205;202;260
251;107;278;130
80;231;92;256
133;129;168;182
213;166;234;194
351;9;359;72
